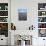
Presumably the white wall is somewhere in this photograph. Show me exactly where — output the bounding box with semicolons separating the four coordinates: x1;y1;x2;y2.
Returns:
11;0;46;30
11;0;38;30
11;0;46;46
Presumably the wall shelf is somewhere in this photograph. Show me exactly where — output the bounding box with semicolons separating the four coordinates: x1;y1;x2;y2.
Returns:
38;22;46;23
0;10;8;11
38;28;46;29
0;16;8;17
0;22;8;23
38;10;46;11
38;16;46;17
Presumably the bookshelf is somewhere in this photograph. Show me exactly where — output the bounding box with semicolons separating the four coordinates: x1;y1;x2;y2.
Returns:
0;3;8;37
38;3;46;37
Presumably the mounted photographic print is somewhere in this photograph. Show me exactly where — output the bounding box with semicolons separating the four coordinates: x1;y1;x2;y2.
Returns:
18;8;27;21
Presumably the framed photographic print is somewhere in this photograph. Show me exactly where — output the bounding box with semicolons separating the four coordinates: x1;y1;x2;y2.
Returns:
18;8;27;21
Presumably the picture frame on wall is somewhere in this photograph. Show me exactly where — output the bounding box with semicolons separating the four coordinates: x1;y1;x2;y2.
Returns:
18;8;27;21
